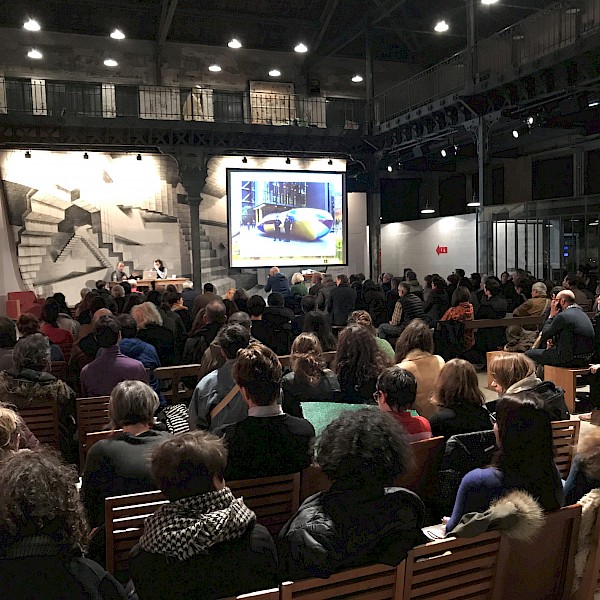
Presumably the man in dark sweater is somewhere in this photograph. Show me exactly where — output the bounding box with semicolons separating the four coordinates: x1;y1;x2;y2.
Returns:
327;274;357;326
378;282;425;342
526;290;595;367
214;343;315;481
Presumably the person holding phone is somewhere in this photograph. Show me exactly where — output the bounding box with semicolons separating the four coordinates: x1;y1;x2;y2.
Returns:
152;259;167;279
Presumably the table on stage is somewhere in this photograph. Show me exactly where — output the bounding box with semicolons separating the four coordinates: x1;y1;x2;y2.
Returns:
132;277;191;291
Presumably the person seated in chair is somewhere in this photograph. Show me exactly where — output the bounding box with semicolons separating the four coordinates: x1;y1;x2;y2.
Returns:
278;408;426;580
214;343;315;480
129;430;278;600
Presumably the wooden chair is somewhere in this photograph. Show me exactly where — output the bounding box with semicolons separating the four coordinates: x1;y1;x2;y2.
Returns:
19;398;60;448
83;429;122;465
544;366;591;414
552;419;581;479
49;360;67;382
280;563;403;600
104;490;167;575
224;589;280;600
402;531;508;599
497;503;581;600
76;396;111;468
572;498;600;600
228;473;301;536
154;363;200;404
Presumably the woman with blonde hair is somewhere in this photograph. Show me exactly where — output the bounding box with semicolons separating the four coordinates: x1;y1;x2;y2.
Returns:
489;353;568;420
282;333;340;417
395;319;444;419
290;273;308;297
428;358;492;439
0;406;20;459
347;310;394;358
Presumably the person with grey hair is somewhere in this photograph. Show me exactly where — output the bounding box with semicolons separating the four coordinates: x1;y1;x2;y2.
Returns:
189;324;251;431
505;281;550;351
0;333;77;460
316;273;335;311
81;380;172;529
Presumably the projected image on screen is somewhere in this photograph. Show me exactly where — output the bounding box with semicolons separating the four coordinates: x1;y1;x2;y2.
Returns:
228;169;346;268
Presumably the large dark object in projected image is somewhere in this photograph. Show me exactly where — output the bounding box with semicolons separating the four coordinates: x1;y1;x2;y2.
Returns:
257;208;334;241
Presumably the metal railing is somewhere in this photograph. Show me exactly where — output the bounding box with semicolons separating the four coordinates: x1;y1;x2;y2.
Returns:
372;0;600;125
0;78;364;131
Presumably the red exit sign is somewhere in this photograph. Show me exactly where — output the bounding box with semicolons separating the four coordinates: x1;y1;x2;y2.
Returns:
436;245;448;255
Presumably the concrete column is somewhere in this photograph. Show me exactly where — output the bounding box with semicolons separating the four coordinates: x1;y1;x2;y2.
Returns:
466;0;478;90
367;171;381;280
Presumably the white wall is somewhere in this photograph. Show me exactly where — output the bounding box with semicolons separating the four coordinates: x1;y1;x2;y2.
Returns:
380;214;477;280
0;184;24;314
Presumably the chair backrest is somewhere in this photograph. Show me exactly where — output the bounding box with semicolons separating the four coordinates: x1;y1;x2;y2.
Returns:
49;360;67;381
83;429;122;465
280;563;402;600
226;589;280;600
104;490;167;575
76;396;111;467
394;436;446;502
19;399;60;448
572;495;600;600
402;530;508;600
154;363;200;404
497;503;581;600
552;419;581;479
228;472;301;536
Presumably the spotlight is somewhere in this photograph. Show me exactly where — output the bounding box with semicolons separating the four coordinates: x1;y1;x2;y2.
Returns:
228;38;242;49
23;19;41;32
440;149;447;157
481;0;499;4
294;43;308;53
25;150;31;159
104;58;118;67
434;20;449;33
387;165;393;172
208;64;222;72
351;75;363;83
242;156;248;163
83;152;89;160
328;159;333;166
285;157;291;165
526;115;535;126
136;153;142;161
269;69;281;77
512;128;520;138
27;49;43;60
110;29;125;40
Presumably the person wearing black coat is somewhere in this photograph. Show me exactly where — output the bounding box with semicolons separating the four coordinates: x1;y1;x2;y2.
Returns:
327;274;357;326
363;279;388;327
422;276;450;327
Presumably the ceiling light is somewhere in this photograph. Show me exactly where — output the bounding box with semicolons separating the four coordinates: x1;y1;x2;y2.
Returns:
208;64;222;72
269;69;281;77
566;6;581;14
27;49;42;59
512;128;520;138
589;100;600;108
526;115;535;126
228;38;242;49
24;150;31;159
110;29;125;40
421;206;435;214
351;74;363;83
441;149;447;157
104;58;118;67
242;156;248;164
285;157;291;165
481;0;499;4
387;165;393;172
434;20;449;33
513;33;525;40
590;221;599;226
136;153;142;161
294;42;308;53
23;19;41;32
83;152;89;160
467;195;480;207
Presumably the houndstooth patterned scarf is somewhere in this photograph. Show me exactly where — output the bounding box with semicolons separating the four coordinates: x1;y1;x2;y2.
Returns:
139;488;256;561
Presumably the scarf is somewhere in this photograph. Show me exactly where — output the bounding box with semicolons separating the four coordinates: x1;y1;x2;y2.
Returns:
139;487;255;561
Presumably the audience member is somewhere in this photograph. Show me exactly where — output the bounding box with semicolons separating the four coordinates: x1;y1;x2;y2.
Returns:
0;317;17;371
80;314;148;397
564;428;600;504
0;451;127;599
264;266;290;296
563;273;590;310
189;324;250;431
395;320;444;419
422;274;433;302
166;291;192;332
439;286;475;352
428;359;493;439
81;381;171;528
455;268;473;292
378;282;425;342
303;310;337;352
95;280;118;313
363;279;388;327
0;406;20;460
214;343;315;480
316;273;336;310
247;294;266;320
385;276;402;318
52;293;80;337
505;281;549;351
488;353;568;420
292;295;317;336
525;289;595;367
445;394;563;533
129;431;278;600
74;286;91;315
0;334;76;460
381;272;393;294
375;366;432;442
183;300;227;365
146;290;183;359
327;274;357;326
181;280;199;312
475;278;508;353
111;284;126;314
347;310;394;358
308;272;324;297
290;272;308;297
192;283;222;318
132;302;177;367
404;270;424;300
122;293;142;315
40;299;74;362
16;314;64;362
282;333;341;418
334;323;392;404
422;275;450;328
76;295;107;336
279;408;425;580
233;288;249;314
257;292;293;355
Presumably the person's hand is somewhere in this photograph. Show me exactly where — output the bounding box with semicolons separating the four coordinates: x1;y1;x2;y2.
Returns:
591;364;600;374
549;298;561;318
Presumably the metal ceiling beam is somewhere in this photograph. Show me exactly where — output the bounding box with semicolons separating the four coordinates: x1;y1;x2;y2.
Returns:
311;0;341;54
158;0;178;46
370;0;418;55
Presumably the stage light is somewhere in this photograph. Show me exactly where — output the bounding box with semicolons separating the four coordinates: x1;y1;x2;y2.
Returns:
526;115;535;126
110;29;125;40
209;64;222;72
228;38;242;49
294;43;308;53
441;149;447;157
269;69;281;77
83;152;89;160
467;195;480;207
136;153;142;161
25;150;31;159
387;165;393;172
104;58;118;67
242;156;248;163
512;128;520;138
27;49;42;59
351;75;363;83
434;20;449;33
285;157;291;165
24;19;41;31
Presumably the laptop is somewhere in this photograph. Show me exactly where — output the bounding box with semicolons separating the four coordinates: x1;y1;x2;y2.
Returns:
142;270;157;280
